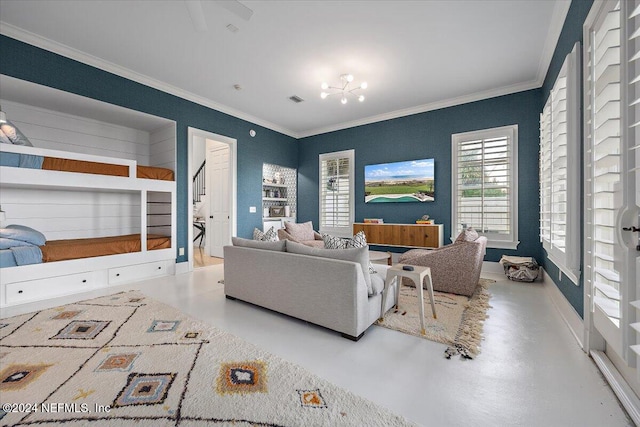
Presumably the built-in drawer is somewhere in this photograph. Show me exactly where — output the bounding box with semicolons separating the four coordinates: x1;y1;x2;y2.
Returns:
5;272;96;305
108;260;167;285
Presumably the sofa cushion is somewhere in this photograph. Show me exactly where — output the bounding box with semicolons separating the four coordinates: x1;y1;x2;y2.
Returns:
253;226;278;242
285;240;374;295
454;227;479;243
284;221;316;242
369;272;385;295
232;236;286;251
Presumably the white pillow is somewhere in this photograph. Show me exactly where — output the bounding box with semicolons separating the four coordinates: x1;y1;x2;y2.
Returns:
253;226;278;242
322;231;376;274
0;121;33;146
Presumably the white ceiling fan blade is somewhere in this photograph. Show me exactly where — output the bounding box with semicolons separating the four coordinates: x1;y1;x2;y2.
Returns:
185;0;209;32
215;0;253;21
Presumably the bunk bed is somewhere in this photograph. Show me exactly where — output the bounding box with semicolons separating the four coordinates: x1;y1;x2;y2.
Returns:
0;143;177;307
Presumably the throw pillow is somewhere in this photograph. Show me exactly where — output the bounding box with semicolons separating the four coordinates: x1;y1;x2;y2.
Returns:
0;129;11;144
0;121;33;146
284;221;316;242
231;236;286;251
455;227;479;243
322;231;376;274
1;224;47;246
322;230;367;249
285;240;374;295
253;226;277;242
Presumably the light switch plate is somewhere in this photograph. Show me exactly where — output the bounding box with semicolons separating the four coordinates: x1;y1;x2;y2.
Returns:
249;206;256;213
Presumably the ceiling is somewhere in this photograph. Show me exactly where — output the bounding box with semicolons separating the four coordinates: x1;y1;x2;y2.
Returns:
0;0;569;138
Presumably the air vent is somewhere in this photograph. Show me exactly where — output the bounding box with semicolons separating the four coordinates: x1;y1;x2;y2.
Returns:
289;95;304;103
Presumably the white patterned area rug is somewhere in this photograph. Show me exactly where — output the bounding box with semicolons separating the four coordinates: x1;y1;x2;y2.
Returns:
0;291;414;426
376;278;494;359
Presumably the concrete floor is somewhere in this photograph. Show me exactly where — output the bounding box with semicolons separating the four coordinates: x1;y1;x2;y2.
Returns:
2;266;632;426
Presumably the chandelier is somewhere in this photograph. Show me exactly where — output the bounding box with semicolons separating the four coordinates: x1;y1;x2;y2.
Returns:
320;74;368;104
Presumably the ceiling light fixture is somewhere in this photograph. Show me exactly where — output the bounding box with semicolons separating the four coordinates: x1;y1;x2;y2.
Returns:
320;74;367;104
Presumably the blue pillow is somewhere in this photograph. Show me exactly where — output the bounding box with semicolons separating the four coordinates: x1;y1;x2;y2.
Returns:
0;237;34;250
1;225;46;246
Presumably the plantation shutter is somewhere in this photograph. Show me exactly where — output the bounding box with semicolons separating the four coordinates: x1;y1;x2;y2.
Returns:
539;43;580;283
584;0;640;381
319;150;354;236
452;125;517;248
586;0;623;349
540;94;553;245
550;72;569;253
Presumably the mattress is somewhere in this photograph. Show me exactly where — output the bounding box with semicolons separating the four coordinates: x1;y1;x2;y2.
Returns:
42;157;174;181
40;234;171;263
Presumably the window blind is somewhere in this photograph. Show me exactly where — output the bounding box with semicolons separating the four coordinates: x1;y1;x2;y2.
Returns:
539;43;580;284
452;125;517;249
586;1;622;330
540;100;552;245
319;150;354;235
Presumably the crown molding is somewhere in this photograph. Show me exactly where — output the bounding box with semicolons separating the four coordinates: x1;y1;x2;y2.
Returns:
535;0;572;87
298;79;541;138
2;3;568;142
0;22;298;138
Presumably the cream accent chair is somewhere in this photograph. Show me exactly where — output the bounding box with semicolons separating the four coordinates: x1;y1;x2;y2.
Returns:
398;228;487;297
276;221;325;248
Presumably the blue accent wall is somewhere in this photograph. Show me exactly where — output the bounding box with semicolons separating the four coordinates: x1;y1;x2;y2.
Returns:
539;0;594;318
297;89;543;263
0;35;298;263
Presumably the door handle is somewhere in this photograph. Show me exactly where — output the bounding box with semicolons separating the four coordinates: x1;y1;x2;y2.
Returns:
622;226;640;232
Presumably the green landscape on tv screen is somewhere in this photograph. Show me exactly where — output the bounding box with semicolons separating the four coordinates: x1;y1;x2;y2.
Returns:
364;158;434;203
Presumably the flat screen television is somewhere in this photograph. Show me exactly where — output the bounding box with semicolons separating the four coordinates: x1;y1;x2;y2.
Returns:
364;158;434;203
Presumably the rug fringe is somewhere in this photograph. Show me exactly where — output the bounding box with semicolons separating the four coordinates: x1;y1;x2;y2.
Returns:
445;279;492;359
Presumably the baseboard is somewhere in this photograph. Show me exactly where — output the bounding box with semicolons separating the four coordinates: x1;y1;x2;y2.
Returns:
481;261;504;274
541;267;585;350
175;261;190;275
591;350;640;425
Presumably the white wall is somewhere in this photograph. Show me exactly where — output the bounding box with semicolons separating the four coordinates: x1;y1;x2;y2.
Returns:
0;100;175;241
2;101;151;163
192;135;206;175
150;124;176;171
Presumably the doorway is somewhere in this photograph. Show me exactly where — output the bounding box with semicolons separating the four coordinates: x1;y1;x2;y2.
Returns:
187;127;237;271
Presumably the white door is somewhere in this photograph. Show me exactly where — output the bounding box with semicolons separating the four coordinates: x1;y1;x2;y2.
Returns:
206;141;230;258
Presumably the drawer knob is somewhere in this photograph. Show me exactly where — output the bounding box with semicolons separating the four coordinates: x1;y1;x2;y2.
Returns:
82;279;87;283
158;266;161;270
116;273;120;277
18;290;23;294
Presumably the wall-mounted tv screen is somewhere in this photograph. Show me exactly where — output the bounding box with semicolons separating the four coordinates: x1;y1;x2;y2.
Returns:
365;158;434;203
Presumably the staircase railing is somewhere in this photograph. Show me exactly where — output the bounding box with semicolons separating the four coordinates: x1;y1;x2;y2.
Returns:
193;160;205;203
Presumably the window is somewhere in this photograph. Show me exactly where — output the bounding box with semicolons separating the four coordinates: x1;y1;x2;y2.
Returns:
319;149;354;237
451;125;518;249
539;43;580;284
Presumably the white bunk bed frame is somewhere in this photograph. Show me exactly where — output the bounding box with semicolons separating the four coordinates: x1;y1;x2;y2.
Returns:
0;143;177;308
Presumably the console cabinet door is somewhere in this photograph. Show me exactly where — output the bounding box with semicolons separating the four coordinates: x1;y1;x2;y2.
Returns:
353;223;441;248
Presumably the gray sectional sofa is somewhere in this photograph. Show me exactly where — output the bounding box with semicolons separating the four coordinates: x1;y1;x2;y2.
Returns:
223;238;397;341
